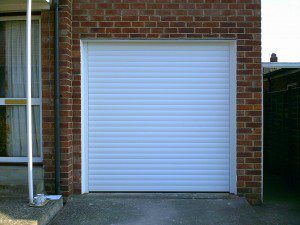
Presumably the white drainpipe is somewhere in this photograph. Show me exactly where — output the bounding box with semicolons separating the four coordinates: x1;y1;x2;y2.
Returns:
26;0;33;205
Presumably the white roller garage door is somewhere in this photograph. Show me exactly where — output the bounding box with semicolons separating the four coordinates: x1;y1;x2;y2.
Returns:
82;41;236;192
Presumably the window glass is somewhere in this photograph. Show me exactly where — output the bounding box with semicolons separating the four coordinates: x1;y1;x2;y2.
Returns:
0;106;41;157
0;19;41;158
0;20;40;98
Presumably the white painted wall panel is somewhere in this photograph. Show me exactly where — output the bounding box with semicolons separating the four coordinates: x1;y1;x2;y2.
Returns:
86;41;231;192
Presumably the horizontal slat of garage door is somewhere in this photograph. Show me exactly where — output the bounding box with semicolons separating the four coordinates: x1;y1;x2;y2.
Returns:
87;42;230;192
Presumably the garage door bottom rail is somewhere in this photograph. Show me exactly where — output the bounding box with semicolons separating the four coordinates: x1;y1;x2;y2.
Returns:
87;192;234;199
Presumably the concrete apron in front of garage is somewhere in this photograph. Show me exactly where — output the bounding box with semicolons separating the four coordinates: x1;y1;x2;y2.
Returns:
50;193;265;225
0;197;63;225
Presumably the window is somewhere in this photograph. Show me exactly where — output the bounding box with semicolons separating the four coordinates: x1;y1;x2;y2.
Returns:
0;17;42;162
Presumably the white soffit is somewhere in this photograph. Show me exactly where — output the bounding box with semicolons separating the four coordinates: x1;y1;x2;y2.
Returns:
0;0;50;13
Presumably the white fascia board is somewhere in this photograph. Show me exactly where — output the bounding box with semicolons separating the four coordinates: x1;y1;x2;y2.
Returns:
262;62;300;68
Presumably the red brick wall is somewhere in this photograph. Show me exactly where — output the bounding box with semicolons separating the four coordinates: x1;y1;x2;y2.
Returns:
43;0;262;204
59;0;74;197
41;10;55;194
43;0;74;197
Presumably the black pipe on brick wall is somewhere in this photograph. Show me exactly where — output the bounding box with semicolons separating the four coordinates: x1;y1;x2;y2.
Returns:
54;0;61;195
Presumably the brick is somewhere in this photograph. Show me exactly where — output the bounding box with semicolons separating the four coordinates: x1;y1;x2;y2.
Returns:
39;1;262;204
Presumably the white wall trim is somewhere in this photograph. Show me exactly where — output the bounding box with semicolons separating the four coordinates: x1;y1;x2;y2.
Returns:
81;39;237;194
229;40;237;194
80;39;237;43
81;41;89;194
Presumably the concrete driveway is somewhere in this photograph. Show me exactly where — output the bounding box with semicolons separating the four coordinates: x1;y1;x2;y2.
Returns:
50;193;265;225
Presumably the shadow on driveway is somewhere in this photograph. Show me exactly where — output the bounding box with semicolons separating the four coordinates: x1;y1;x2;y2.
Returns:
253;175;300;225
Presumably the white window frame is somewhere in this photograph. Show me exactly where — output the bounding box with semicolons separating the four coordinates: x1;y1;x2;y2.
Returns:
0;16;43;163
80;40;237;194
